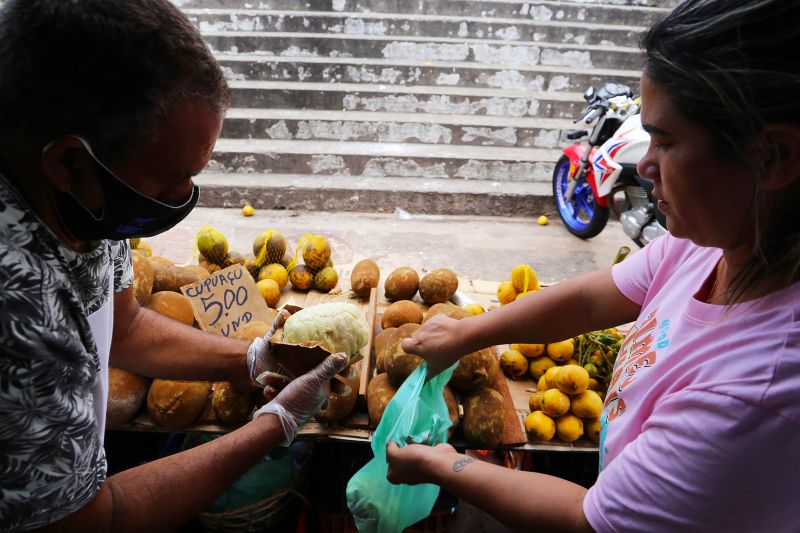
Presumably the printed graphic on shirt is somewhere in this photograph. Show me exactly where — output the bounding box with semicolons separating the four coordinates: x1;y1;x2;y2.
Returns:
598;309;672;471
604;308;660;423
598;411;610;471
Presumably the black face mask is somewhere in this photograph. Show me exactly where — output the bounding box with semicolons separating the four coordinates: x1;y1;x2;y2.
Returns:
45;136;199;242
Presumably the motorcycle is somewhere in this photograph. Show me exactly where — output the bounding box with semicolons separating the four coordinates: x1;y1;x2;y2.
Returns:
552;82;666;247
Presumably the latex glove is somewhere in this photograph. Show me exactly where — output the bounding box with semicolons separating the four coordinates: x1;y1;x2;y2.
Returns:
401;314;470;378
386;441;459;486
246;308;291;385
254;352;349;446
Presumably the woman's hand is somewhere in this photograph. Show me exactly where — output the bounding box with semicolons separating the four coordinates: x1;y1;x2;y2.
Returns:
385;441;459;486
400;315;471;378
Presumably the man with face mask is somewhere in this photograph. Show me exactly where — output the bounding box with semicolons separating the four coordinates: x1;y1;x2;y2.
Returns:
0;1;344;530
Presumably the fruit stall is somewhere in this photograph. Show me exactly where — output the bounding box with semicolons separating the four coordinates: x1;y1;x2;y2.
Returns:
112;228;621;453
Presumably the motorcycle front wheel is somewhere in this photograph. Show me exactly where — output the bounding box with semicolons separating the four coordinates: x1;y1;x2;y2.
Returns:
552;155;609;239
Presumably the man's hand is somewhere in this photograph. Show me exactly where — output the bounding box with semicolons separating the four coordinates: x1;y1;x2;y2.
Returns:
254;352;348;445
246;308;291;385
386;441;459;486
400;315;470;378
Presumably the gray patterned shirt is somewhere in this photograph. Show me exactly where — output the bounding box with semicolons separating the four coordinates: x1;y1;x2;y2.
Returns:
0;173;133;530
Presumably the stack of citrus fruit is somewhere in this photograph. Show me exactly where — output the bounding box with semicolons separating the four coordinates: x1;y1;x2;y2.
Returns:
524;363;603;444
496;263;542;305
285;233;338;293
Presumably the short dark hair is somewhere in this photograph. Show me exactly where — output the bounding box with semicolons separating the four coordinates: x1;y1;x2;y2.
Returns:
0;0;230;158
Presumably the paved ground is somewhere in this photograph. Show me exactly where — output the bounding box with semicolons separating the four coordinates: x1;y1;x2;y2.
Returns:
149;206;636;286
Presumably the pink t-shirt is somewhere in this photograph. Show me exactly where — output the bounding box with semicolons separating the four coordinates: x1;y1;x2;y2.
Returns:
583;233;800;532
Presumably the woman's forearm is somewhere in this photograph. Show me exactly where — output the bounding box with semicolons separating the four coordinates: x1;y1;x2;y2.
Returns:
428;452;592;533
465;268;640;351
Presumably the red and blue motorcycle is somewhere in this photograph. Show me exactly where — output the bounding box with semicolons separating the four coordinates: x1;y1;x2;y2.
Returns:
553;82;665;247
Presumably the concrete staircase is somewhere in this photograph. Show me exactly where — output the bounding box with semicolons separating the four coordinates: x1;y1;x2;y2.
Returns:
178;0;678;216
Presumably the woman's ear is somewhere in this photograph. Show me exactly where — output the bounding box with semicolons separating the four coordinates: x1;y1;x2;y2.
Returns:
757;123;800;190
41;136;93;193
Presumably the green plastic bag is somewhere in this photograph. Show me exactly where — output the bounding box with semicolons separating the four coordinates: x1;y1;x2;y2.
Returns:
346;362;455;533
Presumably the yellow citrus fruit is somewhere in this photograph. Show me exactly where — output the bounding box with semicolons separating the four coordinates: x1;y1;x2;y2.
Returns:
258;263;289;290
515;291;534;300
242;204;254;216
537;374;549;391
543;366;561;389
566;358;580;366
256;279;281;308
584;417;601;444
196;226;229;265
511;264;540;293
528;391;543;412
223;251;246;268
555;364;590;396
302;235;331;270
555;414;584;443
539;388;571;417
289;264;314;290
528;356;556;380
537;215;548;226
513;343;545;358
243;259;260;279
313;266;339;292
138;241;153;257
588;378;602;392
463;303;485;316
499;349;528;378
570;390;603;419
524;411;555;442
546;339;575;363
252;230;287;265
496;280;517;305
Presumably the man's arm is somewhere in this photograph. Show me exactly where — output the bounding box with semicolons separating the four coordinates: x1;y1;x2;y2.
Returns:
41;352;347;532
110;286;251;382
41;414;284;532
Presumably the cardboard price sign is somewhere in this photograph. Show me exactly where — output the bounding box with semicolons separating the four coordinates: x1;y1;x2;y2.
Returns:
181;264;273;337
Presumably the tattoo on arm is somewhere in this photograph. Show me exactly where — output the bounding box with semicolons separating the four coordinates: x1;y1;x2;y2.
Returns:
452;457;474;472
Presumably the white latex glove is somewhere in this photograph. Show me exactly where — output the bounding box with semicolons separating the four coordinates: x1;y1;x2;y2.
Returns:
246;308;292;385
254;352;349;446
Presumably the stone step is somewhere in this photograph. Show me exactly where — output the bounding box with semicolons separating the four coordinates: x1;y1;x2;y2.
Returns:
177;0;673;26
222;108;576;149
187;9;645;47
227;80;591;120
208;138;562;182
194;172;555;216
203;31;643;70
217;53;640;93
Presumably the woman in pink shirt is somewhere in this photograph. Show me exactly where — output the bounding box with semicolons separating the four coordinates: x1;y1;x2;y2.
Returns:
388;1;800;531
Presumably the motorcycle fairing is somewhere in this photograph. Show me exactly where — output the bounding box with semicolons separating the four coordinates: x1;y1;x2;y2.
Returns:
591;114;650;198
561;143;608;207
